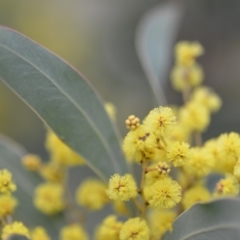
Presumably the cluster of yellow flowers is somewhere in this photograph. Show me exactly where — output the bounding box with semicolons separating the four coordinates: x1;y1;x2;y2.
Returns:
0;169;51;240
8;41;238;240
103;41;239;240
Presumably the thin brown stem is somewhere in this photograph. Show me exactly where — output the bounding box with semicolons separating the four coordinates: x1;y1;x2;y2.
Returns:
63;170;85;225
6;215;12;224
193;130;202;146
133;198;142;213
139;160;148;219
0;217;6;226
145;167;157;173
182;86;191;103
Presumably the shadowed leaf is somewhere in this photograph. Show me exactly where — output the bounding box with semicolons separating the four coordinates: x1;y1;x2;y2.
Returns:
163;198;240;240
136;2;182;105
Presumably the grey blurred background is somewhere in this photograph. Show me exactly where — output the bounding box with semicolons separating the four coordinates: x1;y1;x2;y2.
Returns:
0;0;240;155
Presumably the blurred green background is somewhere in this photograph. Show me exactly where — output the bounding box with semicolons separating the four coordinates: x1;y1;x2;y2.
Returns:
1;0;240;156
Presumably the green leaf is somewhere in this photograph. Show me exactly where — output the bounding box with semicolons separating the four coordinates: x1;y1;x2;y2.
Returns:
0;26;129;182
136;2;182;105
163;198;240;240
0;134;64;237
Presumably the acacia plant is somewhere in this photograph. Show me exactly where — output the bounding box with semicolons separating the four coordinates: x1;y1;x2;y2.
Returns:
0;4;240;240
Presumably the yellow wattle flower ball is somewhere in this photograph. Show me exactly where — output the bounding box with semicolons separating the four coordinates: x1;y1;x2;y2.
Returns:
148;177;182;209
234;160;240;180
214;175;239;197
22;154;42;171
143;107;176;138
166;141;191;167
120;217;150;240
95;215;123;240
2;221;30;240
31;227;50;240
191;87;222;113
123;125;156;163
105;102;117;121
106;174;137;201
171;122;190;143
0;194;18;217
171;64;204;91
149;210;176;240
204;139;220;172
45;130;85;166
40;162;65;183
184;147;214;177
60;224;89;240
213;132;240;173
219;132;240;160
112;200;129;216
34;182;64;215
0;169;16;194
175;41;204;67
182;185;211;210
75;179;109;210
179;101;210;132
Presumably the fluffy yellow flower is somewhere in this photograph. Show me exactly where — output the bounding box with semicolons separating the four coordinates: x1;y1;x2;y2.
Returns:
144;107;176;138
184;147;214;177
204;139;220;172
182;185;211;210
75;179;109;210
179;101;210;132
31;227;50;240
177;171;189;190
149;210;176;240
112;201;129;216
0;169;16;193
175;41;204;67
154;148;167;162
120;218;150;240
211;133;240;173
219;132;240;160
0;194;18;217
22;154;42;171
214;175;239;197
166;141;191;167
2;221;30;240
40;162;65;183
171;122;190;142
95;215;123;240
106;174;137;201
34;182;64;215
123;125;156;162
148;177;182;209
143;186;152;205
191;87;222;113
60;224;88;240
45;130;85;166
171;64;203;91
105;102;117;121
234;160;240;179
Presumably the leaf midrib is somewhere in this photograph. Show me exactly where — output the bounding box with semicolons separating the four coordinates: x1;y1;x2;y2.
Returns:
0;42;121;179
180;224;240;240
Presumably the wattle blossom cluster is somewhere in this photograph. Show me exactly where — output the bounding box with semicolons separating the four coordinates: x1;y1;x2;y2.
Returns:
5;41;238;240
104;41;239;240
